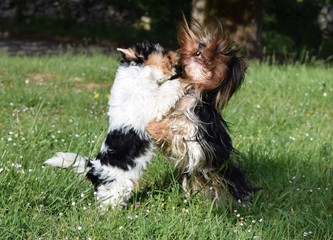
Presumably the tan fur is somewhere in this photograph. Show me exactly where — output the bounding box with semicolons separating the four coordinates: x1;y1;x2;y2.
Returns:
147;89;232;201
117;47;178;80
145;51;178;76
147;17;247;201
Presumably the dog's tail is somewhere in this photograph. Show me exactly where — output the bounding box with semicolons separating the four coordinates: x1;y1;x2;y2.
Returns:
44;152;89;175
223;163;254;202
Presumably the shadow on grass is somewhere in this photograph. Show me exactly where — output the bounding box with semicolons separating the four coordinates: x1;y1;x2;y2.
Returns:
127;147;332;217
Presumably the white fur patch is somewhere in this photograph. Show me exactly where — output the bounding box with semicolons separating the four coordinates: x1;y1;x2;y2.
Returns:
107;65;182;136
90;146;155;209
185;59;212;82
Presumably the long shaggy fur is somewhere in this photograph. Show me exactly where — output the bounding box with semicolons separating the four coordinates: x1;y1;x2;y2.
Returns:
146;17;253;202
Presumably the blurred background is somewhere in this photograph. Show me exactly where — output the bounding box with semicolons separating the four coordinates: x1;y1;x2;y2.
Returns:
0;0;332;62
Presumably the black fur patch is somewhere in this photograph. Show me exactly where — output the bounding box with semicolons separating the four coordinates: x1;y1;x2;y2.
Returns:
193;101;253;200
86;162;106;189
202;89;220;108
86;128;151;188
169;64;183;80
97;129;150;171
120;40;165;67
194;102;233;167
223;164;254;201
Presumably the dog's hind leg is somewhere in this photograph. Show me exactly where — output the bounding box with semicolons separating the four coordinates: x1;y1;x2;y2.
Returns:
86;148;156;210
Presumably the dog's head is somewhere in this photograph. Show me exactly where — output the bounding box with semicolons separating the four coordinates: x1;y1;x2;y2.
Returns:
177;17;247;108
117;41;179;79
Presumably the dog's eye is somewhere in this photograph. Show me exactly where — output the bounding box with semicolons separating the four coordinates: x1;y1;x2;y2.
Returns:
195;51;201;56
198;42;206;49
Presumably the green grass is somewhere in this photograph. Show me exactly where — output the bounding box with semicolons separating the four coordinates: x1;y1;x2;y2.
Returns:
0;53;332;239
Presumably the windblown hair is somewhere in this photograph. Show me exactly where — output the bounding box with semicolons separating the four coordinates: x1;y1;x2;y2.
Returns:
146;17;253;203
177;17;247;108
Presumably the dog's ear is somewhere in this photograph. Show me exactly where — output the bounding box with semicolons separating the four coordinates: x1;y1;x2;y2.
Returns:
229;56;247;94
218;56;247;108
117;48;137;61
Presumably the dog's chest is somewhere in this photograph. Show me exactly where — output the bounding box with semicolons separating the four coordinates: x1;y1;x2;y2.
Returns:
107;65;166;130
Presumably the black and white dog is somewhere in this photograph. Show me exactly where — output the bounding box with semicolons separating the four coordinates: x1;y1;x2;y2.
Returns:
45;41;183;209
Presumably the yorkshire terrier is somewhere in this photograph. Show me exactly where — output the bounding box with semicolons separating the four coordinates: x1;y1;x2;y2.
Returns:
44;41;183;209
146;17;253;203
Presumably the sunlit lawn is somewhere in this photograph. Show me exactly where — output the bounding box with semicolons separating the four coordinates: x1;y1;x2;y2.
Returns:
0;53;332;239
